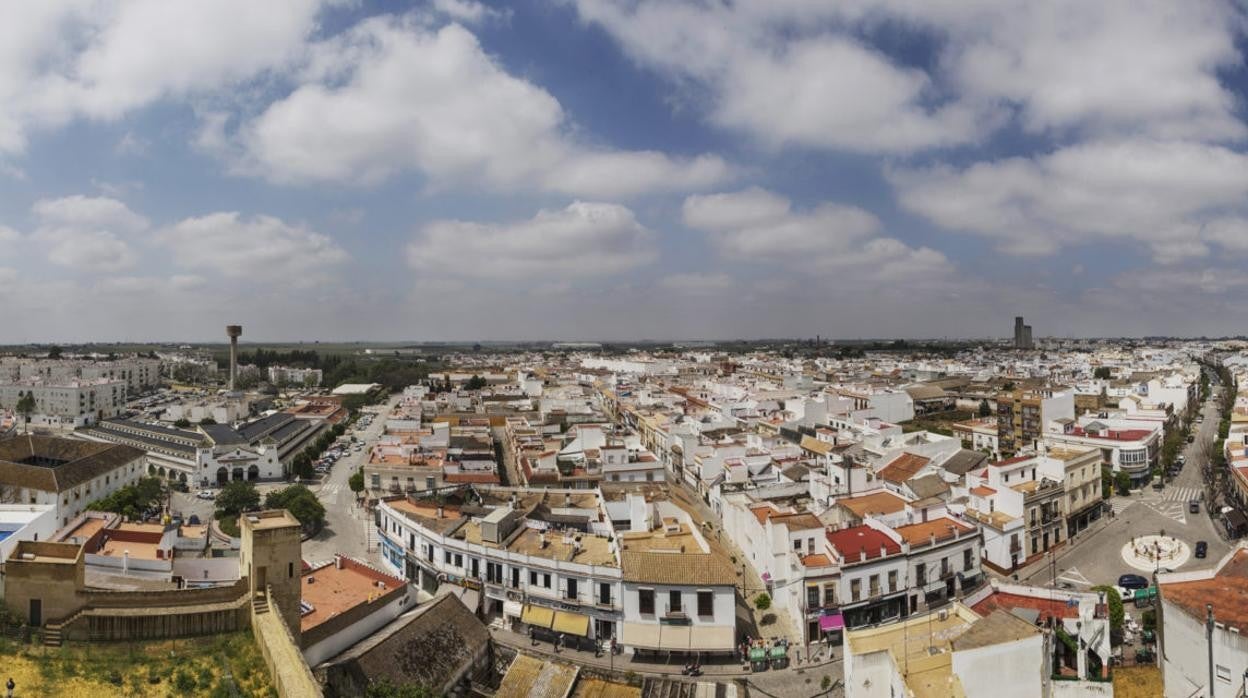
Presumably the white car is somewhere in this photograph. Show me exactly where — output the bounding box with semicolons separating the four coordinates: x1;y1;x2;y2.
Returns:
196;490;216;500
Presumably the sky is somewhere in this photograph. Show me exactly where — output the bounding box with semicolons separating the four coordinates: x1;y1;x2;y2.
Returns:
1;0;1247;343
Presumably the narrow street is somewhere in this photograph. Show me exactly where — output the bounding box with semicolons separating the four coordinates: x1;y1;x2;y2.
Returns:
302;394;399;564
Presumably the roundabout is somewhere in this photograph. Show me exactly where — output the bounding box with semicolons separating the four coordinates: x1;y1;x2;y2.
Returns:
1121;534;1190;572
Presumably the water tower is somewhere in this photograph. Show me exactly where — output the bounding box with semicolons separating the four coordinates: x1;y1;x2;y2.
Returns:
226;325;242;391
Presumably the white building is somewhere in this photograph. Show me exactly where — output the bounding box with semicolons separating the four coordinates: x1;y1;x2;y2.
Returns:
1158;545;1248;698
0;436;146;528
267;366;323;387
374;487;738;655
0;379;128;428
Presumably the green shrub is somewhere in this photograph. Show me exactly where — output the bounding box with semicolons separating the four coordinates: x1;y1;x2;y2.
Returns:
1092;586;1124;633
754;593;772;610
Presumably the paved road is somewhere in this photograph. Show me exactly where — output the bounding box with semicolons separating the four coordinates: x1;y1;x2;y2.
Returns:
1018;393;1229;589
302;396;398;564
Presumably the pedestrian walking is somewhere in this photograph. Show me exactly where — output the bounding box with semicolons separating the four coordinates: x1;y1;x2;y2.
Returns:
6;677;13;698
529;626;536;646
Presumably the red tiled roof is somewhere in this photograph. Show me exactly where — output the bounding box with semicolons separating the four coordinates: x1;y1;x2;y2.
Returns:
971;591;1080;623
992;455;1033;467
970;486;996;496
894;518;975;547
827;525;902;563
1161;549;1248;632
1067;427;1154;441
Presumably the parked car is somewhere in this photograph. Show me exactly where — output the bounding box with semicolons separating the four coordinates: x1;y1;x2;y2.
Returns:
1190;499;1201;514
196;490;215;500
1195;541;1208;558
1118;574;1149;590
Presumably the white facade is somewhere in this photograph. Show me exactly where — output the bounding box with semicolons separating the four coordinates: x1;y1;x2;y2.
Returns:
0;379;128;428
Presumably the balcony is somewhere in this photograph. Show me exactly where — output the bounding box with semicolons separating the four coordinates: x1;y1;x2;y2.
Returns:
940;567;954;580
1009;541;1022;553
663;604;688;620
595;596;615;609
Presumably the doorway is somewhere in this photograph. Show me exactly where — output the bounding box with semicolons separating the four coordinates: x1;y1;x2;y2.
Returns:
29;599;41;626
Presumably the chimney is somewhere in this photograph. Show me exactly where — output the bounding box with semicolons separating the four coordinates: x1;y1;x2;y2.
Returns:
436;505;444;519
540;531;548;549
929;533;936;547
564;492;571;507
880;545;887;558
335;555;343;570
123;550;129;574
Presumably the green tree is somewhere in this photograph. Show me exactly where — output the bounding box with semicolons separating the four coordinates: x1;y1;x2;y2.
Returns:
264;485;325;532
1092;586;1124;633
349;467;365;494
14;392;35;433
292;453;315;480
1093;367;1112;380
173;418;191;428
977;399;991;418
753;593;772;610
215;481;260;519
1114;469;1132;494
89;477;165;519
47;345;63;360
200;416;217;425
466;374;487;390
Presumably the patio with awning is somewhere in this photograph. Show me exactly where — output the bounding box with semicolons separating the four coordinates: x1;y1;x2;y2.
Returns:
819;612;845;633
620;622;735;653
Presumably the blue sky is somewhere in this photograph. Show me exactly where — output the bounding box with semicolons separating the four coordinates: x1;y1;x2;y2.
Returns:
1;0;1247;342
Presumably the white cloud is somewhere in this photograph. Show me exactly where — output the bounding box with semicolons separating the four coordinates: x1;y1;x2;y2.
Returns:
683;188;954;282
233;18;729;197
571;0;1246;151
0;226;18;245
28;195;148;272
890;140;1248;261
157;213;348;284
431;0;509;24
408;201;656;279
0;1;328;154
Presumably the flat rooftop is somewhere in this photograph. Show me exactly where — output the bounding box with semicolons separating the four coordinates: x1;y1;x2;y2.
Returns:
65;517;108;542
505;527;616;567
97;539;162;561
243;510;302;531
301;558;405;632
617;524;702;554
846;605;980;698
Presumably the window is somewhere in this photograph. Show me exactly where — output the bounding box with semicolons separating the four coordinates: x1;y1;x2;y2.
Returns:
888;571;898;593
793;539;802;551
697;591;713;618
823;585;837;607
543;573;551;589
1216;665;1231;683
916;563;926;586
963;549;974;572
288;562;294;579
639;589;655;615
453;553;463;568
807;585;819;608
868;574;880;597
566;578;578;600
529;570;538;586
669;590;682;614
850;579;862;602
599;582;612;605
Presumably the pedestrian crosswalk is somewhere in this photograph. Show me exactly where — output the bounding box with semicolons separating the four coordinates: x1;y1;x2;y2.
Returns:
1158;486;1202;503
1109;499;1136;516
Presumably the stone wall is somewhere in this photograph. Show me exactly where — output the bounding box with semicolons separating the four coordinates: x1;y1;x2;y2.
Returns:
253;587;322;698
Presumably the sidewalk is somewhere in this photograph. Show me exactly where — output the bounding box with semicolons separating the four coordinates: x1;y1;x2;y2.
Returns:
488;626;842;679
990;508;1119;585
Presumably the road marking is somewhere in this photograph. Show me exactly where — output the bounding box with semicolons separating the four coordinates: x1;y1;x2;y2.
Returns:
1057;567;1091;587
1109;499;1135;516
1145;501;1187;526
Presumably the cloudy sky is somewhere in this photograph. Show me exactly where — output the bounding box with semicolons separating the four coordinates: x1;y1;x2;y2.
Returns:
2;0;1247;342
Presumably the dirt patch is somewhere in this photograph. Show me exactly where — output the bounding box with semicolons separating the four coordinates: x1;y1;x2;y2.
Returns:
1112;665;1163;698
